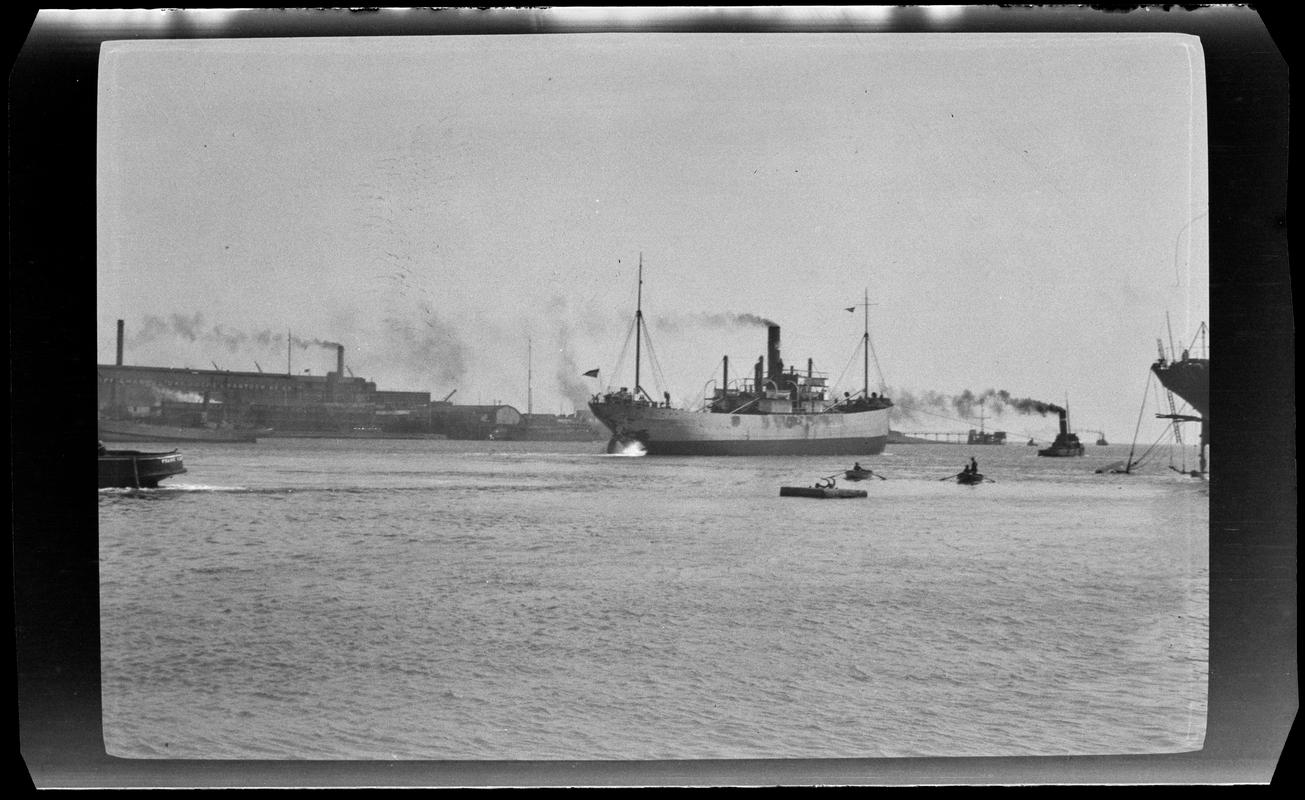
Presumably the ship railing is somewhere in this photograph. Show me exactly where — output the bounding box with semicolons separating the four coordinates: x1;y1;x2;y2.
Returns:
694;378;719;412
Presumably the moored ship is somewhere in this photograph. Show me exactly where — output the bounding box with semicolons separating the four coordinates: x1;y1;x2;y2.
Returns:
98;418;269;443
1151;352;1208;418
1151;324;1208;473
587;261;892;456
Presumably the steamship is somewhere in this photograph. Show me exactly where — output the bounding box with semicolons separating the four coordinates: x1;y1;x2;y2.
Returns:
587;262;892;456
1036;406;1086;457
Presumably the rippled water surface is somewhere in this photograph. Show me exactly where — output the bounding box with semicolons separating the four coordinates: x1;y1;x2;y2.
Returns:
99;438;1208;760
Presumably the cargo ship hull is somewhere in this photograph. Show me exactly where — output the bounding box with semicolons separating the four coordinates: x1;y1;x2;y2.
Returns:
587;401;890;456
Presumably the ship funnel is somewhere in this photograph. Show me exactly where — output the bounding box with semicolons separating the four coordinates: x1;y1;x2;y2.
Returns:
1055;406;1068;436
767;325;782;385
116;319;124;366
337;344;345;378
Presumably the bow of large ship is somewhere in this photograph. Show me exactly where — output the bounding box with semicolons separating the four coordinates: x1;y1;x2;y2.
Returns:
1151;332;1209;475
1151;354;1209;419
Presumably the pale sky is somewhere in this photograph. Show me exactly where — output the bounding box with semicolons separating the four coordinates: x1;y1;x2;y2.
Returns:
96;29;1208;444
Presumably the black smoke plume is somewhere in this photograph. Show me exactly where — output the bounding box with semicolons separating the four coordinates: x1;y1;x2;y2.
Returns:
652;311;776;334
891;387;1064;421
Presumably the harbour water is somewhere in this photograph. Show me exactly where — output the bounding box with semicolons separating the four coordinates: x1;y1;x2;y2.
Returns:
98;438;1208;761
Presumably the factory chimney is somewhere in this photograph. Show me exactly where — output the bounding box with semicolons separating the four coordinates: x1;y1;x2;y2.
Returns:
337;344;345;378
766;325;783;386
116;320;125;366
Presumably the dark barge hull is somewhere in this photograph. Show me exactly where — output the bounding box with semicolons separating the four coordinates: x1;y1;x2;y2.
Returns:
98;450;187;488
780;486;867;498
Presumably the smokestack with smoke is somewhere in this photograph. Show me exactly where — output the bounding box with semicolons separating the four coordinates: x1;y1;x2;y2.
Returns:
767;325;783;385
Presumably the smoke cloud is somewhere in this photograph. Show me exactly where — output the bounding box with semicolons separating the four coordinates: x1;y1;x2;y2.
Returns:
377;316;468;388
122;312;466;391
545;296;597;410
151;386;210;404
130;313;341;352
890;387;1064;422
652;311;776;334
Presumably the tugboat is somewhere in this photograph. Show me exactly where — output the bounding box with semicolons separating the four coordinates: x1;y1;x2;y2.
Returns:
1037;407;1086;457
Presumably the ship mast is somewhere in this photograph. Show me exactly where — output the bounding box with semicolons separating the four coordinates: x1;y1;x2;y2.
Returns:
634;253;643;400
862;287;869;398
846;288;876;398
